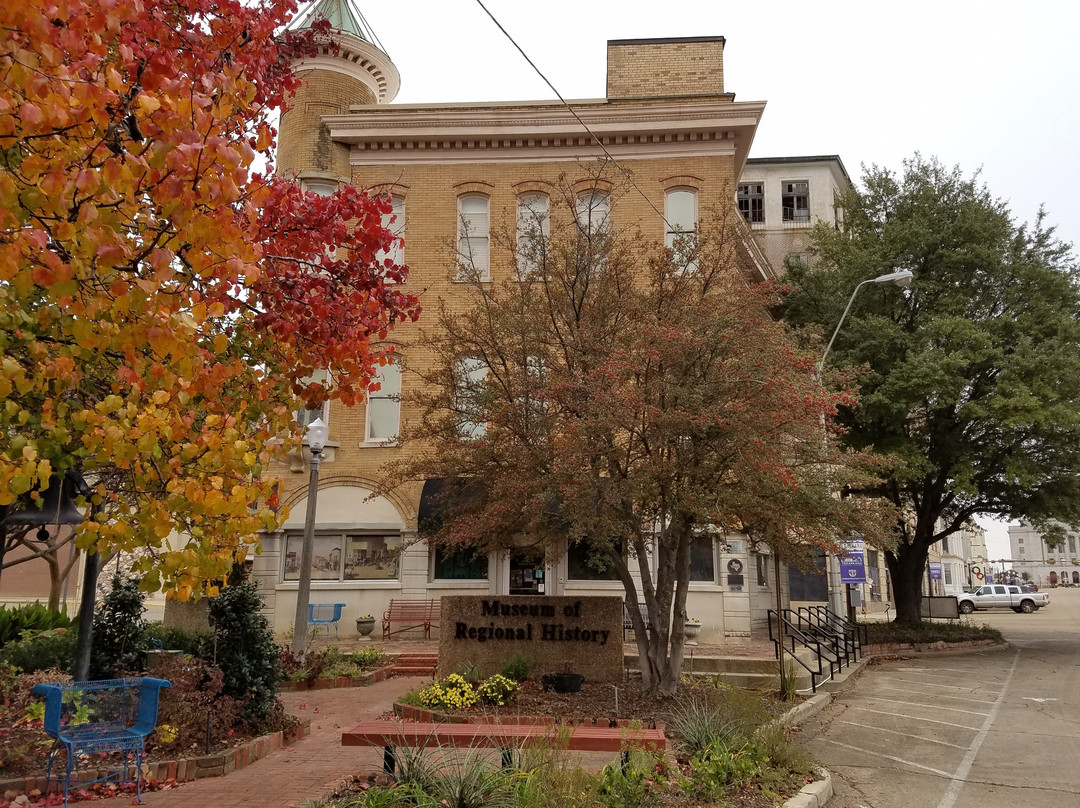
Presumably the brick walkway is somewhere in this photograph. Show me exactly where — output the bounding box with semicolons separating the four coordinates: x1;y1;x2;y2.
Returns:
95;676;419;808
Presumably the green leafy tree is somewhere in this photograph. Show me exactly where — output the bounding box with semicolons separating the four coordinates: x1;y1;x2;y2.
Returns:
383;172;893;694
782;155;1080;624
90;574;149;677
208;580;280;719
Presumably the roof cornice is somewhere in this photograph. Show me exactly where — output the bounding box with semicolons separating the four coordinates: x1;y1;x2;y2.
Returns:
323;99;765;167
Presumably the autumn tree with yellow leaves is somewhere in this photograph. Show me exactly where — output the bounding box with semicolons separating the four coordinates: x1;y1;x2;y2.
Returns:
0;0;419;599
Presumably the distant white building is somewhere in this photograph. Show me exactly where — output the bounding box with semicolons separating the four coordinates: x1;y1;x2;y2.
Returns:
1008;523;1080;586
737;155;850;272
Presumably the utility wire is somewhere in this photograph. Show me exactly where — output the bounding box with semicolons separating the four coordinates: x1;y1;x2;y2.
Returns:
473;0;674;231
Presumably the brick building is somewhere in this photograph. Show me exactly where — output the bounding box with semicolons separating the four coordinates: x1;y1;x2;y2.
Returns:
257;0;792;642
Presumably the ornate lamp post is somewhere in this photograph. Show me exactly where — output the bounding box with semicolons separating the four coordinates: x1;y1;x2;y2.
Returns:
291;417;329;655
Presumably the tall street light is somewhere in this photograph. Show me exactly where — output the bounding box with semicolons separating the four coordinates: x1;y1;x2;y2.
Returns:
292;417;329;655
819;269;913;617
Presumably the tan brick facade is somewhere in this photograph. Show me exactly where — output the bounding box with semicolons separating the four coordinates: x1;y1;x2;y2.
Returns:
259;26;771;642
606;37;726;99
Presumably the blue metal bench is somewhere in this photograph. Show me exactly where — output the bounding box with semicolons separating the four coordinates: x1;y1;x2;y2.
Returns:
308;602;346;639
32;677;171;806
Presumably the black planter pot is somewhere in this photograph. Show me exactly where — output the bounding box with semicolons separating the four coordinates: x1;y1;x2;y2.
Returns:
543;672;585;693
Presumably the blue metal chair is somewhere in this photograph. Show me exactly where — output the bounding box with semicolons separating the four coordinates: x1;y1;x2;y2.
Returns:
307;602;346;639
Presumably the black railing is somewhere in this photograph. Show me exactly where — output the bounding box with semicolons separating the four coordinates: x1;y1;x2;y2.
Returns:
796;605;867;665
767;609;827;694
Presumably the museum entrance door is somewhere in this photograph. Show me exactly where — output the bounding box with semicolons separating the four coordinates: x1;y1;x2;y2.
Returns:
509;547;546;595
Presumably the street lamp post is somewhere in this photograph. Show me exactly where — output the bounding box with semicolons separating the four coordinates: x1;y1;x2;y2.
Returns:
292;417;329;655
819;269;914;618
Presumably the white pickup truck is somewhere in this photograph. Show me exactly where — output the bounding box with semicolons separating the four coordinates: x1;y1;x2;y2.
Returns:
956;584;1050;614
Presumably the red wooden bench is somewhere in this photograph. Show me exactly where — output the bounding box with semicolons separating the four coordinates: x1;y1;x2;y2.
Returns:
382;598;439;640
343;720;666;774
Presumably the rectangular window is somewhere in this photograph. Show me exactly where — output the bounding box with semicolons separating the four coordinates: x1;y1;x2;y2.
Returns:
756;553;769;587
737;183;764;223
377;195;405;271
941;536;950;554
944;566;953;585
456;357;488;438
365;359;401;442
433;545;489;580
787;550;828;601
457;196;490;281
575;191;610;238
516;193;550;277
782;181;810;222
665;188;698;273
689;534;715;582
567;540;620;581
1069;537;1076;555
786;252;811;268
283;532;400;581
296;368;329;428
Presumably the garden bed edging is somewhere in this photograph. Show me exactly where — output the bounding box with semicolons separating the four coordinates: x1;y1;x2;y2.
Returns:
0;718;311;799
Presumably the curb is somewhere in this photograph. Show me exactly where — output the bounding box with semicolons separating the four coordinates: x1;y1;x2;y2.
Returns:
864;638;1009;659
784;768;832;808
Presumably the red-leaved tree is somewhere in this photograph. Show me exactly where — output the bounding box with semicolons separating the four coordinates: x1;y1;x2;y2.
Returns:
0;0;419;598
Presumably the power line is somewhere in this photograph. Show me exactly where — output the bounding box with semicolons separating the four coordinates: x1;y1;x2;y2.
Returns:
473;0;674;231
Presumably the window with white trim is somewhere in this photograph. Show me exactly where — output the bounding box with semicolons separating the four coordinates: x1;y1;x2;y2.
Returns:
782;181;810;223
296;368;329;429
377;195;405;270
516;193;550;277
567;539;622;581
737;183;764;223
282;532;400;581
457;195;490;281
688;534;715;582
365;359;401;442
665;188;698;272
575;191;610;237
302;180;337;197
456;357;488;438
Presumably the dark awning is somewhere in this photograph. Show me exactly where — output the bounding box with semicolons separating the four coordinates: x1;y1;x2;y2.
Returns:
417;477;484;535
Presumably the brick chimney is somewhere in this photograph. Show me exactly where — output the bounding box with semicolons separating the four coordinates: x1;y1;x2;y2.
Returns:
606;36;726;99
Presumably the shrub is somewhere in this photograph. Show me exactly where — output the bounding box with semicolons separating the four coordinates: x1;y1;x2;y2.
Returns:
145;654;241;755
499;652;532;682
90;575;149;678
144;623;215;660
0;629;78;674
863;620;1003;645
687;742;763;798
350;647;385;670
0;603;75;649
418;674;477;711
208;581;281;720
665;695;742;758
476;674;518;707
598;754;654;808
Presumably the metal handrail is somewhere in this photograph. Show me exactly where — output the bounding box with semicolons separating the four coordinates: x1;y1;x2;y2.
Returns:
767;609;829;693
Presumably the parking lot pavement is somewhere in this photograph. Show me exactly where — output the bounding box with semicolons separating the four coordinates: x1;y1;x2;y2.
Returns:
796;588;1080;808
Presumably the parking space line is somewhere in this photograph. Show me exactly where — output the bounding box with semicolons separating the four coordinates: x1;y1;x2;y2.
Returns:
936;649;1021;808
836;721;970;749
853;707;982;731
869;685;997;706
871;676;1001;698
823;739;954;778
860;696;989;717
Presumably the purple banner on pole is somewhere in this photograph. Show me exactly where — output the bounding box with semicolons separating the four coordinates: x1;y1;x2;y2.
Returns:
928;562;943;580
839;550;867;584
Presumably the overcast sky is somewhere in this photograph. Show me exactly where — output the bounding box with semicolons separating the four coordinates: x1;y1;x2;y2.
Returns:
354;0;1079;255
333;0;1080;557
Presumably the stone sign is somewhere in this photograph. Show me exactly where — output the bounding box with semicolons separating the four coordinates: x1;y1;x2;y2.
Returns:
438;595;624;683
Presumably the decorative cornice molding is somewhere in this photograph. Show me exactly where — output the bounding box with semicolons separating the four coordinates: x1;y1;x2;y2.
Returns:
293;32;400;104
322;99;764;168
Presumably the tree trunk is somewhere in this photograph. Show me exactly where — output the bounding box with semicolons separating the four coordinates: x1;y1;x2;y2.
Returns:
887;540;931;625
